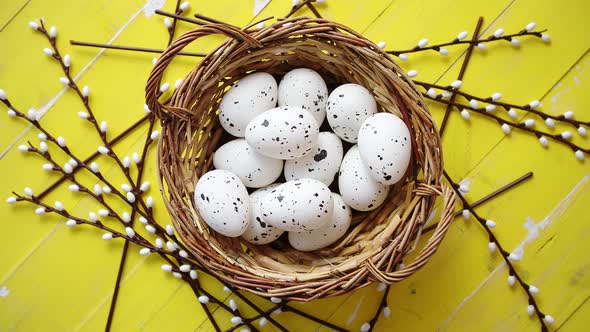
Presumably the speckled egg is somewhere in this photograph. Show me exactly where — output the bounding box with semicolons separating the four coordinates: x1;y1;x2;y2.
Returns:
218;72;277;137
261;178;333;232
278;68;328;126
326;83;378;143
288;193;352;251
193;170;250;237
213;139;283;188
241;184;284;245
245;106;319;159
358;113;412;185
338;145;390;211
284;132;343;186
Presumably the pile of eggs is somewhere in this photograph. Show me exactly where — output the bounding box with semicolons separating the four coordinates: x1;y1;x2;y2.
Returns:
194;68;412;251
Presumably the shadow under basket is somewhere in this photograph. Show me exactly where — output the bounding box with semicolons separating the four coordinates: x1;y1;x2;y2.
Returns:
145;17;455;301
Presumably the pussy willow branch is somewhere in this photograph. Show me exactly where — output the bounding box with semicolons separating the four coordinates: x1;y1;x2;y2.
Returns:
386;29;548;56
415;80;590;127
35;20;146;203
166;0;183;46
444;170;549;332
427;96;590;154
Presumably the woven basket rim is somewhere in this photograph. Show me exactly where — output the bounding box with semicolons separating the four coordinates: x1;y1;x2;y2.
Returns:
145;16;455;301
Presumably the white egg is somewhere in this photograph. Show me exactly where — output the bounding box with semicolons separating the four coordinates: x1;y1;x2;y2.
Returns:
213;139;283;188
261;178;333;232
242;184;284;244
358;113;411;185
278;68;328;126
289;193;352;251
326;83;378;143
245;106;319;159
284;132;343;186
194;170;250;237
219;72;277;137
338;146;390;211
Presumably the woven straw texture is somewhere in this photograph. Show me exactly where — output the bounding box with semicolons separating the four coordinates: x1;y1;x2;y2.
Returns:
145;17;455;301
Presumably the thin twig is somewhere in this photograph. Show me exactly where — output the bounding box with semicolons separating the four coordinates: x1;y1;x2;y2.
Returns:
70;41;206;57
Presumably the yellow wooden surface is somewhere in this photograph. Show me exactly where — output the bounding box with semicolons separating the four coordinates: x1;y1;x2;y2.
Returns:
0;0;589;331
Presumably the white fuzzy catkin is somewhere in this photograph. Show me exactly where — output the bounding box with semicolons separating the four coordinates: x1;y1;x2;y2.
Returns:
24;187;34;196
59;77;70;86
179;264;191;272
66;219;76;227
457;31;468;40
223;286;231;292
541;33;550;42
42;163;53;171
528;100;541;109
39;141;48;152
426;88;437;99
123;156;131;168
190;270;198;280
507;109;518;119
544;315;555;324
230;299;238;311
469;99;479;109
525;22;537;31
139;216;148;224
398;53;408;61
383;306;391;317
49;26;57;38
377;41;386;49
460;109;470;120
511;38;520;46
539;136;548;148
93;184;102;195
82;86;90;97
7;109;16;117
140;181;150;192
485;105;496;112
493;28;504;38
139;248;151;256
179;250;188;258
160;82;170;93
527;305;535;316
78;111;89;119
172;272;182;279
501;124;511;135
98;209;109;217
89;212;99;222
68;158;78;167
126;192;136;203
57;136;66;147
102;233;113;240
100;121;108;133
54;201;64;211
360;322;371;332
179;1;190;11
133;152;141;164
529;285;539;294
376;283;387;292
577;127;587;136
6;197;17;204
441;91;452;99
174;79;183;89
198;295;210;304
146;196;154;207
564;111;574;119
450;80;462;89
122;212;131;223
90;162;100;173
155;238;163;248
544;118;555;128
161;264;173;272
561;131;572;139
29;21;39;30
102;186;111;194
230;317;242;325
166;225;175;235
462;209;470;220
43;48;54;56
508;275;516;286
259;317;268;327
121;183;132;192
35;207;45;215
524;119;535;127
477;42;487;50
485;219;496;228
417;38;428;48
491;92;502;101
439;47;449;56
97;146;109;154
488;242;496;253
407;70;417;77
18;145;29;152
166;241;176;251
163;17;172;28
63;54;71;67
270;297;282;304
575;150;584;161
69;184;79;192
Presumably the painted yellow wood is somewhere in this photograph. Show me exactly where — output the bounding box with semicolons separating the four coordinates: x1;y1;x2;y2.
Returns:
0;0;589;331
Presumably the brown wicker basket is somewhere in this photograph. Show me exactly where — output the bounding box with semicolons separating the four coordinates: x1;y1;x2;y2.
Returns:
145;17;456;301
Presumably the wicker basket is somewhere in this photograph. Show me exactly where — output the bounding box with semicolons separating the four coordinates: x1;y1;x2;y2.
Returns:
145;17;455;301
